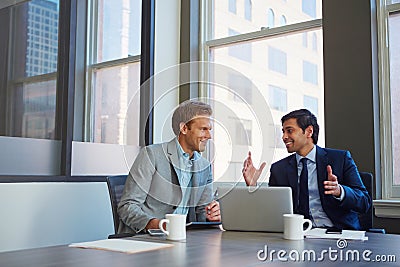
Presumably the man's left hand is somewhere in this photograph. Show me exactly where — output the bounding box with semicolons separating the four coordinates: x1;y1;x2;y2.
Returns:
324;165;341;197
206;200;221;222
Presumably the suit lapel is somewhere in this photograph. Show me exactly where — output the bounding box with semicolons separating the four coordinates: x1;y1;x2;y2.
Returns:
316;146;328;201
164;139;182;192
166;139;180;171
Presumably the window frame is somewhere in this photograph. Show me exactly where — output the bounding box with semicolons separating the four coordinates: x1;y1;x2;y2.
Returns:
85;0;143;143
0;0;153;181
200;0;323;183
377;0;400;199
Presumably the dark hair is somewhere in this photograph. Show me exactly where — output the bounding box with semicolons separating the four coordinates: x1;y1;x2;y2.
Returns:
281;109;319;144
171;100;212;136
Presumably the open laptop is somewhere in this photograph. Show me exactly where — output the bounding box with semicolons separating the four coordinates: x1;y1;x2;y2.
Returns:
218;186;293;232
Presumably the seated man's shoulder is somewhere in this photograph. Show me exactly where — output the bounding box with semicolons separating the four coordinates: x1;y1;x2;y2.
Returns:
135;142;168;161
321;147;349;156
271;154;295;167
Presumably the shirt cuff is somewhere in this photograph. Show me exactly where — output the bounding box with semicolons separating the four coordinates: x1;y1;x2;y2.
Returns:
333;184;345;201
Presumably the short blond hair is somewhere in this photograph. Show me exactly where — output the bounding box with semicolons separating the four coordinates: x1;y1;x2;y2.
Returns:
171;100;212;136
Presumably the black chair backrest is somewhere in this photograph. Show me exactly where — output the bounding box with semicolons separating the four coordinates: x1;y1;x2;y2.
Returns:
106;175;128;234
358;172;373;231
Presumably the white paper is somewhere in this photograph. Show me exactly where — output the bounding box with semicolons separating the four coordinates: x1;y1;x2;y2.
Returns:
305;228;368;241
69;239;173;254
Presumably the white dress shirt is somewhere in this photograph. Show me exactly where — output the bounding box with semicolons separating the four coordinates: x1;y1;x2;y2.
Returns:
296;146;335;227
173;139;199;215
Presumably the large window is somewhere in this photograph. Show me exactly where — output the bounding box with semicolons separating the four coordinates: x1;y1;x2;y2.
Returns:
0;0;148;177
0;0;59;140
212;0;322;40
378;0;400;198
205;0;324;182
87;0;141;145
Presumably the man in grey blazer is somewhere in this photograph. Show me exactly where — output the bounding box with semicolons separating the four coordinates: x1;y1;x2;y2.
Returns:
118;101;220;234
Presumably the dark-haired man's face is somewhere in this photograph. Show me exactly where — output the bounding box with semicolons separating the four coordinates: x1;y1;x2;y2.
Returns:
282;118;314;157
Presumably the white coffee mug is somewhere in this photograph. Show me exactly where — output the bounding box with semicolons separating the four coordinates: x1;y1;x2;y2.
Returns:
283;214;312;240
159;214;186;241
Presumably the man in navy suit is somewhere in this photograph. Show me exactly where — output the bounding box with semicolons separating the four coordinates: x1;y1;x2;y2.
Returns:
243;109;371;230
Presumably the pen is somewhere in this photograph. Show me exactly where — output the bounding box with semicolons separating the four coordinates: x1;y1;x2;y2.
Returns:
207;190;218;215
213;189;219;200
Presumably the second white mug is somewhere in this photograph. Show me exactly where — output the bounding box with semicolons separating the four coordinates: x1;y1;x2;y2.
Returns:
283;214;312;240
159;214;186;241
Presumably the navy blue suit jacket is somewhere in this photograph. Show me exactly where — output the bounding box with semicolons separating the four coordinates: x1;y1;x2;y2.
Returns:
269;146;371;230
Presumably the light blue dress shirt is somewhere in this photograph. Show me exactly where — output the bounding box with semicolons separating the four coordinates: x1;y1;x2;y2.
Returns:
296;146;335;227
173;139;200;215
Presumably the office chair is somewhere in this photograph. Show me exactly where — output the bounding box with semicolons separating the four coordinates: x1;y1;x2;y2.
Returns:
358;172;385;234
106;175;128;237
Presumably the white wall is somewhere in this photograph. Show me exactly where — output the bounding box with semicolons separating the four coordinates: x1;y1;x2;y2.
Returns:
0;182;114;252
0;136;61;175
71;142;139;175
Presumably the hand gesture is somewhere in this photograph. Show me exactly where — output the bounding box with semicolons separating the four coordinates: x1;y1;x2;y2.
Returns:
324;165;341;197
242;151;266;186
206;200;221;222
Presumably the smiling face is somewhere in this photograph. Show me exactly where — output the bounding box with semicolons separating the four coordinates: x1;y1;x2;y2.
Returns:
178;116;212;157
282;118;314;157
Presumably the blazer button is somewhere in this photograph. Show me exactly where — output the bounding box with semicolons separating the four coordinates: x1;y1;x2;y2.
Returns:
172;206;177;209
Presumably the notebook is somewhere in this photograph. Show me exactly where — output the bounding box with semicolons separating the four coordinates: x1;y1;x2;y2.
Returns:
218;186;293;232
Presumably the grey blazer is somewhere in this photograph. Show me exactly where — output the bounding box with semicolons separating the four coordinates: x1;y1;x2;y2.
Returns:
117;138;213;233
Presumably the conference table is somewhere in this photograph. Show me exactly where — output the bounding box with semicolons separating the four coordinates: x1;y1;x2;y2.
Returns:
1;227;399;266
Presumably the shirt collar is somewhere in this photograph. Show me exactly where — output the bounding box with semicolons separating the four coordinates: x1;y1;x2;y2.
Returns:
175;138;200;161
296;145;316;164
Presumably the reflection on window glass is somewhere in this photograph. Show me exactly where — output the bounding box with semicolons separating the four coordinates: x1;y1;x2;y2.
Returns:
302;32;308;47
89;0;142;145
269;85;287;112
228;73;253;104
302;0;316;18
14;80;57;139
280;15;287;26
25;0;59;77
229;0;237;14
389;12;400;185
244;0;252;21
267;8;275;28
96;0;141;63
304;95;318;116
312;32;318;51
92;63;140;145
233;118;252;146
303;60;318;85
0;0;59;140
228;30;252;62
212;0;322;39
209;29;325;181
268;46;287;75
274;124;286;149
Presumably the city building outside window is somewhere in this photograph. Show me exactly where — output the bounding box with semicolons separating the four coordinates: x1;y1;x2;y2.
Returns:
87;0;141;146
204;0;324;182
